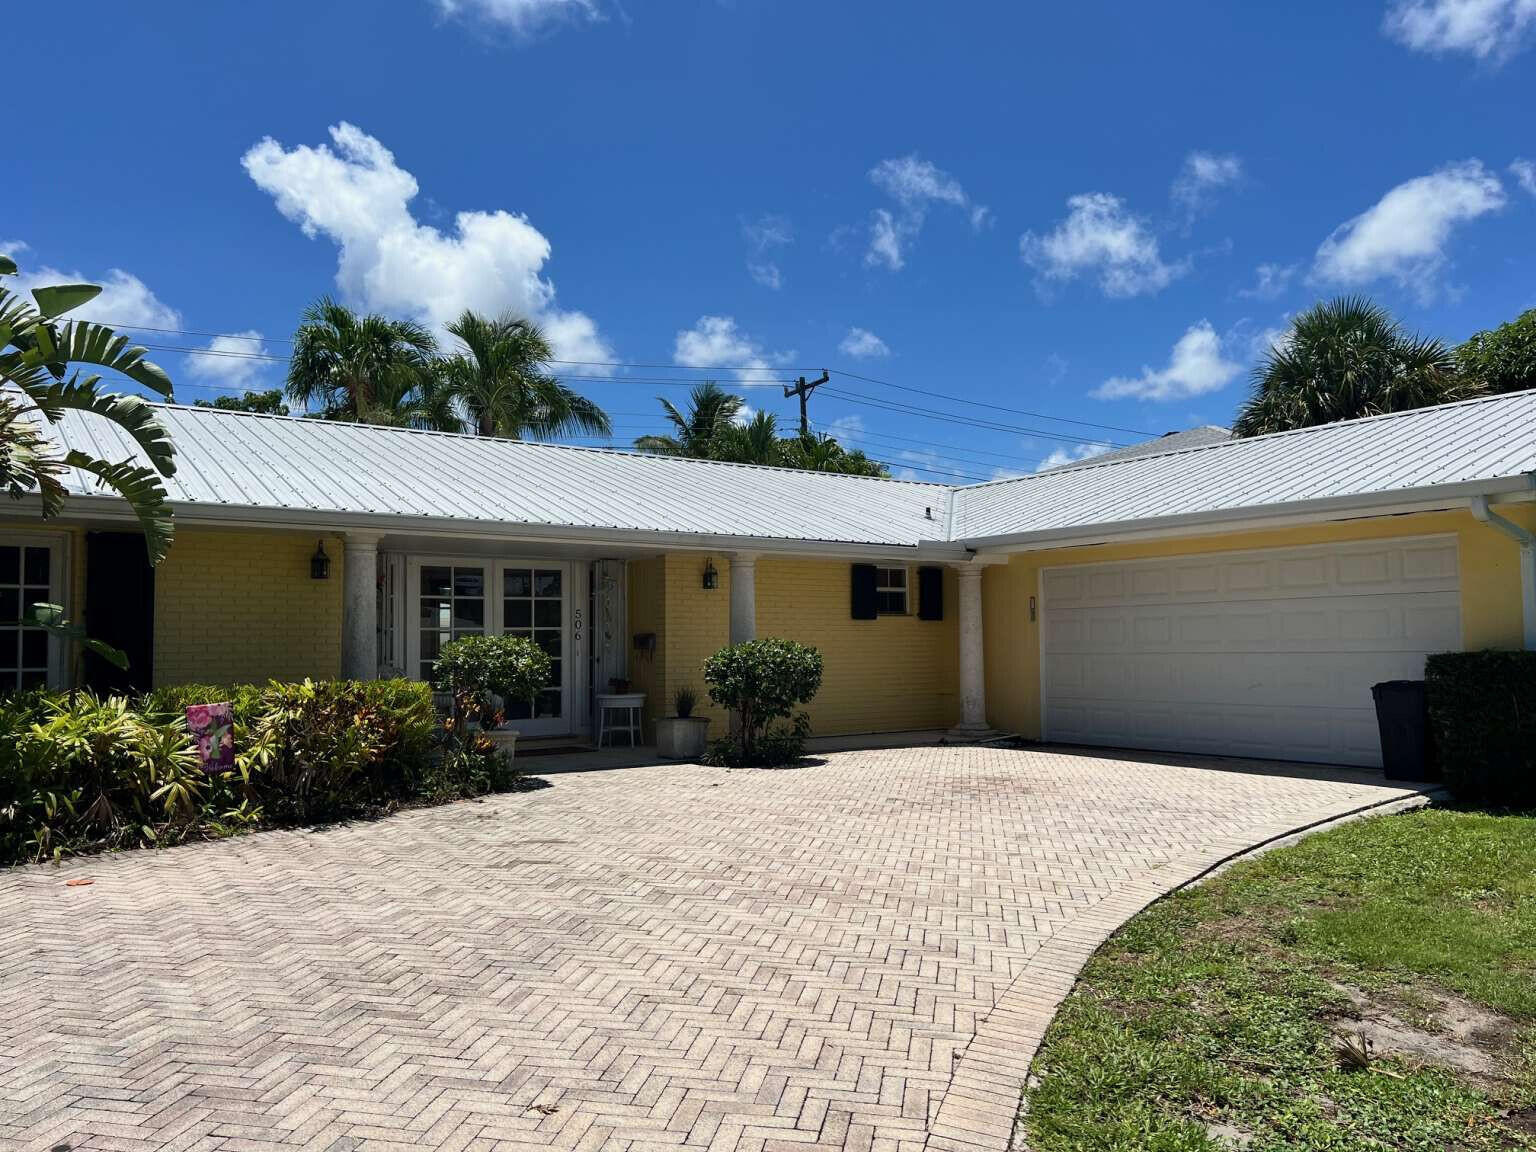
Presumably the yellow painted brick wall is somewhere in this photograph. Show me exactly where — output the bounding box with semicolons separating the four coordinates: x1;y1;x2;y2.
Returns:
755;557;959;735
660;553;732;731
983;506;1536;739
153;529;343;686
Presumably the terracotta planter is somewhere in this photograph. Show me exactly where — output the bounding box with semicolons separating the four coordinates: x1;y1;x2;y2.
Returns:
654;716;711;760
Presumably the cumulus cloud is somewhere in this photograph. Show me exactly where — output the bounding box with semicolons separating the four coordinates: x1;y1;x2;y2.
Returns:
1238;261;1298;300
242;122;611;364
1036;442;1112;472
673;316;788;389
1092;321;1242;402
1311;159;1505;299
1171;151;1243;215
742;214;792;290
1511;158;1536;195
864;155;987;271
186;331;268;390
433;0;603;34
1020;193;1186;297
838;327;890;359
1383;0;1536;60
4;248;181;333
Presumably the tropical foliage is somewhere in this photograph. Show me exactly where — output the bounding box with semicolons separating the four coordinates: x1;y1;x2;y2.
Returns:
702;637;823;766
193;388;289;415
1456;306;1536;396
634;382;886;475
286;297;444;424
0;254;178;562
1233;297;1474;437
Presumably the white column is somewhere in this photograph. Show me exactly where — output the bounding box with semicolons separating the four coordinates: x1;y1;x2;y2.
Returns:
949;563;991;738
729;552;758;645
341;532;382;681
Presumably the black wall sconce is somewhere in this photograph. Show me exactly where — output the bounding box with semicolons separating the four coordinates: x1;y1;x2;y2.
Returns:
701;557;718;590
310;541;331;580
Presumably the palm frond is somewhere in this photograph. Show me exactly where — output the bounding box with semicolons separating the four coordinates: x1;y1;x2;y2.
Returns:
22;382;175;476
62;451;175;563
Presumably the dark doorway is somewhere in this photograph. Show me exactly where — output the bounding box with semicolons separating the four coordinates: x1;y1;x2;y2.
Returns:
83;532;155;693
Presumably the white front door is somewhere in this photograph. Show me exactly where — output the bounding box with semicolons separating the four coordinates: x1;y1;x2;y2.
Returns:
1040;537;1463;768
408;557;573;738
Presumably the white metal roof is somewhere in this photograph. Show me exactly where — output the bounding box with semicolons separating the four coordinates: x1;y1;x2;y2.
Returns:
1047;424;1231;470
36;389;1536;552
46;402;953;550
952;389;1536;544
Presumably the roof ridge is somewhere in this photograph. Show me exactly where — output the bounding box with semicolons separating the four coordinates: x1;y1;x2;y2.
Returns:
952;387;1536;492
152;400;952;489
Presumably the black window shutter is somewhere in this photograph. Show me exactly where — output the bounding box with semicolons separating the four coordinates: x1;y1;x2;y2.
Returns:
850;563;878;619
917;566;943;621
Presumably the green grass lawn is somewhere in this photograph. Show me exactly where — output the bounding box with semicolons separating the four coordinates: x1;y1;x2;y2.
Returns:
1022;807;1536;1151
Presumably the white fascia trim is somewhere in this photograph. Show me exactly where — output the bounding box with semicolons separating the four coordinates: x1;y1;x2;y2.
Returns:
31;495;973;564
958;475;1536;553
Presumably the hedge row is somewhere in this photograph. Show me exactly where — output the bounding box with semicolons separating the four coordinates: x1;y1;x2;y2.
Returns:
0;679;512;865
1425;650;1536;808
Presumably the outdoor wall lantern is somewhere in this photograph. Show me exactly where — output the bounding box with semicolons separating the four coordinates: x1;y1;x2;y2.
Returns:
701;557;719;590
310;541;331;580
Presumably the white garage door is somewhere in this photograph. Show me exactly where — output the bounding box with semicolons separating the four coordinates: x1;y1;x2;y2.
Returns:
1040;537;1462;767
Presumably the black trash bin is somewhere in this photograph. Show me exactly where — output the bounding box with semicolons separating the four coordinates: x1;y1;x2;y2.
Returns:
1371;680;1434;782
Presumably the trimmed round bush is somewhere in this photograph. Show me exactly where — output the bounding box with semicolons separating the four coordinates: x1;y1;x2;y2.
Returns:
431;634;552;729
703;637;823;767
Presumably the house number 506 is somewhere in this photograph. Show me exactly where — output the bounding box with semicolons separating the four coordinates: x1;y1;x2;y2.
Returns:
573;607;583;644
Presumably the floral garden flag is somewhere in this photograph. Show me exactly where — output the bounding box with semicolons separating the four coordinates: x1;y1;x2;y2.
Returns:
186;702;235;773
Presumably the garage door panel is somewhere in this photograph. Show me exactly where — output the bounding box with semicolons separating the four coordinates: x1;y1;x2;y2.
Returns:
1041;538;1461;768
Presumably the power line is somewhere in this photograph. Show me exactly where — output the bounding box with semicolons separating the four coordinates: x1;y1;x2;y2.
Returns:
820;385;1133;447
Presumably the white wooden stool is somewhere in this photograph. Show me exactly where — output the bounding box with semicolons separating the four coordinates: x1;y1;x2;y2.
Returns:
595;692;646;747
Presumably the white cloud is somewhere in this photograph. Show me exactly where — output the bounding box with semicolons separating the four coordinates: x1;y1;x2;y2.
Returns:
838;327;890;359
1238;261;1297;299
1036;442;1112;471
5;250;181;333
433;0;602;34
742;214;791;290
1171;151;1243;214
1092;321;1242;402
1020;193;1185;297
1512;158;1536;195
864;154;987;271
1311;160;1505;299
673;316;787;389
1383;0;1536;60
243;122;611;365
186;331;268;390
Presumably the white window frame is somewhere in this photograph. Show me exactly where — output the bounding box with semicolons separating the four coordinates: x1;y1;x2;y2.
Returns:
0;531;70;691
874;565;909;616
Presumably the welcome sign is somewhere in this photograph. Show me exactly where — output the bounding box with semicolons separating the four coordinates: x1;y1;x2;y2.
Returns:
186;702;235;773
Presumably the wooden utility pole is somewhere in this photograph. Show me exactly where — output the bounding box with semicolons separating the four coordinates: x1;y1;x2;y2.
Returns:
783;371;829;437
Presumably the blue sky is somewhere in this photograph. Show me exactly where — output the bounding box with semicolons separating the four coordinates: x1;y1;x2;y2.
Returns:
8;0;1536;481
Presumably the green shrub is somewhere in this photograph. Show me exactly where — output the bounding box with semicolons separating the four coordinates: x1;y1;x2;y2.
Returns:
0;678;444;864
431;634;552;729
702;637;823;767
1425;649;1536;807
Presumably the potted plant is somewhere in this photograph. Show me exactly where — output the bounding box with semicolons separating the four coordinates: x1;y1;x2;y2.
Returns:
654;685;711;760
432;634;552;769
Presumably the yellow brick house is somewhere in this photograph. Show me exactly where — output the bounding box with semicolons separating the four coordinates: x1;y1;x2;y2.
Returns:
4;389;1533;768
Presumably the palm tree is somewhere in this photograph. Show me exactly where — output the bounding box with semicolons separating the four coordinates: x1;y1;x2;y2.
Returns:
713;411;782;465
1233;297;1475;437
287;297;439;421
438;310;611;439
633;382;744;457
780;431;888;476
1;253;177;564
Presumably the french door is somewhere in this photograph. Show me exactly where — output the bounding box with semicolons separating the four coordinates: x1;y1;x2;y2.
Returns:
408;557;571;737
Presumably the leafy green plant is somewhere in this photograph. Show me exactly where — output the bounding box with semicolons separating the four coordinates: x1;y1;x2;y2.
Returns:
1457;306;1536;395
1425;649;1536;807
0;253;178;562
431;634;552;730
702;637;823;766
673;685;697;719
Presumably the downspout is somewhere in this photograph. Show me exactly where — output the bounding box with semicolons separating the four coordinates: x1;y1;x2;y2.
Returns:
1470;495;1536;651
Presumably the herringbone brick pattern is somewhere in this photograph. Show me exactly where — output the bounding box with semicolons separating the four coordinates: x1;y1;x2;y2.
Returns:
0;746;1414;1152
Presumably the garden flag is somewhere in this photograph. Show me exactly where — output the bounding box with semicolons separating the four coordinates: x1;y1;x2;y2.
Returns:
186;702;235;773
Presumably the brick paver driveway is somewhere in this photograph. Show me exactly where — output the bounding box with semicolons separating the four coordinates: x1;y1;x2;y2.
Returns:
1;745;1420;1152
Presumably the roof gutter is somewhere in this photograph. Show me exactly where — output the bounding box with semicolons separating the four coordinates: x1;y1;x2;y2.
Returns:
956;475;1536;555
1471;494;1536;651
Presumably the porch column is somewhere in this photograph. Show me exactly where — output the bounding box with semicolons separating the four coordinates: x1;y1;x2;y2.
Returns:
949;563;991;738
341;532;382;681
729;552;758;645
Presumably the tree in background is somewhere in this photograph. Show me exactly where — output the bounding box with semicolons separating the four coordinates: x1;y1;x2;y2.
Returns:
634;382;744;458
287;297;440;423
438;310;611;440
1457;307;1536;396
0;254;177;563
194;389;289;415
1233;297;1473;437
779;430;886;476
